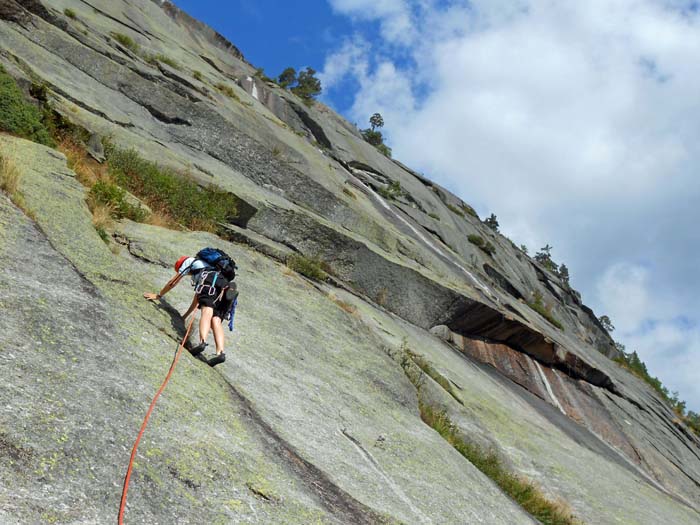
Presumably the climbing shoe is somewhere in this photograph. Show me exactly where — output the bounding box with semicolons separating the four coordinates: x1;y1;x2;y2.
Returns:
189;341;207;356
208;353;226;367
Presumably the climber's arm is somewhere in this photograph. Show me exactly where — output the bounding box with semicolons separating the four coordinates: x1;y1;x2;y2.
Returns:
143;272;184;301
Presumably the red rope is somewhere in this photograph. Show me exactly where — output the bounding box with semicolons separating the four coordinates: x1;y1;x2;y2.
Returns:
118;314;196;524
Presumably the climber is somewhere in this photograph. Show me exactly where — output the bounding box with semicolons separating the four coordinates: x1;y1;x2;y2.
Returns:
143;249;237;367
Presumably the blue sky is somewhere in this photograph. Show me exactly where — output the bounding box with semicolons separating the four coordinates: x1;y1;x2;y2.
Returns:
175;0;361;111
175;0;700;412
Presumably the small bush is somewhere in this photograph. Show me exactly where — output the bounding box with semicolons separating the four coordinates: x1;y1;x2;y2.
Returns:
88;180;148;222
342;187;356;199
467;234;495;256
105;146;239;231
428;212;440;221
420;404;577;525
527;291;564;330
0;66;54;146
111;32;139;53
286;254;327;281
193;70;203;81
64;8;77;19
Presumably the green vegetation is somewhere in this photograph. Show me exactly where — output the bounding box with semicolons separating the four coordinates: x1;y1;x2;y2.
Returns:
686;412;700;436
611;340;699;437
286;254;328;281
254;67;273;82
111;32;139;54
105;146;239;231
277;67;297;89
361;113;392;157
276;66;322;103
63;8;77;19
447;203;465;217
484;213;499;232
419;404;577;525
215;82;241;102
406;351;462;405
342;187;356;199
598;315;614;333
87;180;148;222
0;66;53;146
535;244;558;273
396;341;577;525
428;212;440;220
147;54;180;70
193;70;203;81
461;203;479;218
0;152;20;195
467;234;495;256
527;291;564;330
0;153;34;218
377;180;405;200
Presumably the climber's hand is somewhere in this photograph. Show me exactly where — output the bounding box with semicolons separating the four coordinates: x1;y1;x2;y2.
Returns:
143;292;160;301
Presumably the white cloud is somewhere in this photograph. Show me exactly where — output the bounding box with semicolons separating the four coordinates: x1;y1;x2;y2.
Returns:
327;0;415;44
323;0;700;410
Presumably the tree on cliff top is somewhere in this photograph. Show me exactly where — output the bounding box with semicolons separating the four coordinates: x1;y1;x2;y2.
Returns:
290;67;322;103
277;67;297;89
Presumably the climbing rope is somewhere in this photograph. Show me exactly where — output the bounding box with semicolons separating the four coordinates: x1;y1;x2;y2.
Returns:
118;314;196;524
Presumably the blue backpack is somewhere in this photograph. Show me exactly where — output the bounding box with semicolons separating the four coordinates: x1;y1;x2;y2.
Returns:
196;247;237;281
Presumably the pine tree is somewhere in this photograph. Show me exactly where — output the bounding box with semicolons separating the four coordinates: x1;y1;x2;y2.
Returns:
277;67;297;89
484;213;499;232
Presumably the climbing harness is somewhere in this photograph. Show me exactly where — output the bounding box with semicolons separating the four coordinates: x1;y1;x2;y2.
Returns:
118;314;196;524
194;270;219;296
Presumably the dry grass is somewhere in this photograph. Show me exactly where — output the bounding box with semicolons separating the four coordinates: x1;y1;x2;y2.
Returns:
0;152;20;195
328;293;358;315
90;202;114;230
0;151;34;219
147;210;177;229
59;138;107;187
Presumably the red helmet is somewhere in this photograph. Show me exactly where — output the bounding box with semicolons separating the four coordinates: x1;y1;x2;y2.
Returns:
174;256;189;273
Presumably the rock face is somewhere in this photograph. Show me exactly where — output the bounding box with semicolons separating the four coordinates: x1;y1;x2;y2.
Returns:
0;1;699;524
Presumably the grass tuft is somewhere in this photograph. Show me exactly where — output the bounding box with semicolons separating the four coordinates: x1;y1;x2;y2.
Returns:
407;351;463;405
527;291;564;330
63;8;77;19
111;32;139;53
146;54;181;70
0;152;20;195
467;234;495;256
193;70;203;81
419;404;578;525
286;254;328;281
215;83;241;103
